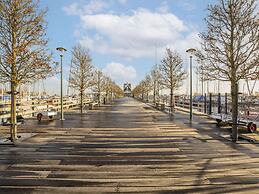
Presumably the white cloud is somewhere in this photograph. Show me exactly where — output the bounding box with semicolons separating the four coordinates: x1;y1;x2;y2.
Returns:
63;3;80;16
63;0;108;16
157;1;170;13
103;62;137;82
78;9;198;59
117;0;128;5
83;0;108;14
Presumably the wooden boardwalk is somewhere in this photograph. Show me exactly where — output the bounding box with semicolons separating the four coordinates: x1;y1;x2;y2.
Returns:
1;98;259;193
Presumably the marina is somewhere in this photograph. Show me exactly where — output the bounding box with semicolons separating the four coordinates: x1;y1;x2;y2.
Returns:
0;92;94;124
139;92;259;134
0;0;259;193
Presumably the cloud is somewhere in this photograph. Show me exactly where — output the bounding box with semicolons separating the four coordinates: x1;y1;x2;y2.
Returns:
177;0;196;11
157;1;170;13
78;9;199;59
63;0;108;16
63;3;80;16
83;0;108;14
103;62;137;82
117;0;128;5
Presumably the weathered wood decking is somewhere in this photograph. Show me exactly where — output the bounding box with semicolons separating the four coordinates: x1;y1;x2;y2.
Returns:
0;98;259;193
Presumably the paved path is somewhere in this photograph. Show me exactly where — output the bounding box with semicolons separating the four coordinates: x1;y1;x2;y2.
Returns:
1;98;259;193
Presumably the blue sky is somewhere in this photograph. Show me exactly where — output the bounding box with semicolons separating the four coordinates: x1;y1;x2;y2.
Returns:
39;0;219;94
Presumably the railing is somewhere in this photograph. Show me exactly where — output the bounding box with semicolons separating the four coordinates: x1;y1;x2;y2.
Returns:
175;101;204;112
0;97;94;119
150;98;259;123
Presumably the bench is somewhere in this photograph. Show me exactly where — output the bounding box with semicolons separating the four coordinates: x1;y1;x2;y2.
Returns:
155;103;165;111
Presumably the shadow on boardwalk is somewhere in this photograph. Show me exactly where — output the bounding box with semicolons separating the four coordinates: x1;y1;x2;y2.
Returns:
0;97;259;193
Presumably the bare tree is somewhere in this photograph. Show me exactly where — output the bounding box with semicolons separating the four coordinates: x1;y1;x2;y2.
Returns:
143;74;152;102
103;77;112;103
112;82;124;99
69;44;92;113
150;64;163;103
104;77;115;103
160;48;186;113
139;81;146;100
92;69;105;106
103;77;123;103
199;0;259;142
195;50;213;95
133;66;163;103
132;82;145;100
0;0;53;141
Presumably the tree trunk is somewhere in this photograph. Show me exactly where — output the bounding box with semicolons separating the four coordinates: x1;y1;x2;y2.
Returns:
10;82;17;142
157;85;160;103
106;92;108;103
170;88;174;113
98;90;101;106
231;81;238;142
153;81;156;103
98;75;101;106
11;19;17;142
80;91;83;113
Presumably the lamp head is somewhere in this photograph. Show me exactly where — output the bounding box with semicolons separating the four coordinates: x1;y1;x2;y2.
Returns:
186;48;197;56
56;47;67;56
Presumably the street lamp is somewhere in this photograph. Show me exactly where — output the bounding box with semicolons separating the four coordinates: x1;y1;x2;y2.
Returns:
186;48;197;120
56;47;67;121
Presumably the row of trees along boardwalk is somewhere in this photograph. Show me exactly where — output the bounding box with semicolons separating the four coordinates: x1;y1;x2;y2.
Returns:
0;0;123;142
133;0;259;143
68;44;123;114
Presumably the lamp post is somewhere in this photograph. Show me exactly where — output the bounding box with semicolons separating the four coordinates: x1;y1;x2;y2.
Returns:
186;48;196;120
56;47;67;121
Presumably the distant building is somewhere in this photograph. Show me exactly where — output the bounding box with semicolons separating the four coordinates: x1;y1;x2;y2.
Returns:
124;83;132;97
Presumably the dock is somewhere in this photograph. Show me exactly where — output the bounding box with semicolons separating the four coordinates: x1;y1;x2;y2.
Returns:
1;98;259;193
